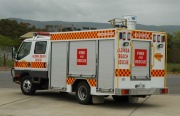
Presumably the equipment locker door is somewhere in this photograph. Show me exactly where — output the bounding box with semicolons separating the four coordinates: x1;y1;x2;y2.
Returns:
98;40;114;91
51;42;67;89
69;41;96;76
131;41;151;80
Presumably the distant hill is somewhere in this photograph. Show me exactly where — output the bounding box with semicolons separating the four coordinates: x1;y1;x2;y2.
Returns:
8;18;180;33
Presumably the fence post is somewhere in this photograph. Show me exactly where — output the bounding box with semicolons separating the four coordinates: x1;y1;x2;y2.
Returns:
3;52;6;67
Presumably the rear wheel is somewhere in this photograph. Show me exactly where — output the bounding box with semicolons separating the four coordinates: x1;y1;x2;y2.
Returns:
76;81;92;105
21;76;36;95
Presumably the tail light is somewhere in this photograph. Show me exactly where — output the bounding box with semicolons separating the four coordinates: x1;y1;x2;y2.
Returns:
157;35;160;42
161;36;165;42
161;88;168;94
121;89;129;95
127;32;131;41
153;34;156;42
123;32;126;40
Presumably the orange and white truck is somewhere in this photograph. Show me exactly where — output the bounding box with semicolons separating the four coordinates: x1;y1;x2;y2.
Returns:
11;16;168;104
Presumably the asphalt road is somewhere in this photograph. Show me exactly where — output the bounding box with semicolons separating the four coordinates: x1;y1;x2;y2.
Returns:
0;71;179;94
0;71;180;116
0;71;19;88
167;74;180;94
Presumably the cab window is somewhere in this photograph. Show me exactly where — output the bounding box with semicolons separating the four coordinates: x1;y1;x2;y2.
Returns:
34;41;47;54
17;42;32;60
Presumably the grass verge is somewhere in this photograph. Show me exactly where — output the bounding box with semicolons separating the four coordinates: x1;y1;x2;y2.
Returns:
167;63;180;73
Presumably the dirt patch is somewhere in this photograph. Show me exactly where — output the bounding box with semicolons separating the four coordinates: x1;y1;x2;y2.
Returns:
0;67;11;71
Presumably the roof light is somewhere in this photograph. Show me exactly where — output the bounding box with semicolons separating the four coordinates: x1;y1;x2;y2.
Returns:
36;32;50;36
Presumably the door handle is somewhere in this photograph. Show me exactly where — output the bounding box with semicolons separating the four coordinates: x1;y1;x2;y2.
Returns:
130;41;134;68
151;43;155;69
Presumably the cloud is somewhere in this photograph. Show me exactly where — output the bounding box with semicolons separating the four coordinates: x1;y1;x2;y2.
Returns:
0;0;179;25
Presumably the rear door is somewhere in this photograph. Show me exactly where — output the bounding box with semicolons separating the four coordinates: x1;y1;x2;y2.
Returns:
131;41;151;80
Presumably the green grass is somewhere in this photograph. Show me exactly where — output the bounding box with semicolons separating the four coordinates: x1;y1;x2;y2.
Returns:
167;63;180;73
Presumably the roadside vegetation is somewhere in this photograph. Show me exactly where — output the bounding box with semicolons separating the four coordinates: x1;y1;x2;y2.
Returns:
0;19;180;73
168;63;180;73
0;19;42;68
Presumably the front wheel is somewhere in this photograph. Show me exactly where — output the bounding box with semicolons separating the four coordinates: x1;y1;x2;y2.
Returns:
76;81;92;105
21;76;36;95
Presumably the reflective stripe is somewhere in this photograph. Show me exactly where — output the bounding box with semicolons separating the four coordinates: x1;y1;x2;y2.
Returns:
30;62;46;68
66;78;75;85
51;30;115;40
14;61;29;68
115;69;130;77
14;61;46;68
151;70;165;77
131;31;152;40
87;79;96;87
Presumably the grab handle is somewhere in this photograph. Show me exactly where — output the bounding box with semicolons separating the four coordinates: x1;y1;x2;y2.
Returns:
151;43;155;69
130;41;134;68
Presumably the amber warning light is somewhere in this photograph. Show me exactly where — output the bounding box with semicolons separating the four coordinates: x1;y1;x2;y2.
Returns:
36;32;50;36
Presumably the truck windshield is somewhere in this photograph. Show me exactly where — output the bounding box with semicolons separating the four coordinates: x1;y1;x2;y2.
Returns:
17;42;32;60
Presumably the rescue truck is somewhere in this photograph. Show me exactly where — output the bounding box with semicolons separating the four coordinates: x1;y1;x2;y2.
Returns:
11;15;168;104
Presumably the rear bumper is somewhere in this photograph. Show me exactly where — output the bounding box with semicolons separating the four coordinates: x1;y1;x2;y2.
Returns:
115;88;168;95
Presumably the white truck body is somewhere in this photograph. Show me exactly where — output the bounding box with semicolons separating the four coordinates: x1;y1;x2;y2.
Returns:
12;28;168;104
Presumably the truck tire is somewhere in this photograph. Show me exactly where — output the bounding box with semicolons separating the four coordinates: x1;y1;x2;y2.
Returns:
112;95;129;103
21;76;36;95
76;81;92;105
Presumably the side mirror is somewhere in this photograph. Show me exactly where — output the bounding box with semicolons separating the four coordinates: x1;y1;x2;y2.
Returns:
11;47;16;59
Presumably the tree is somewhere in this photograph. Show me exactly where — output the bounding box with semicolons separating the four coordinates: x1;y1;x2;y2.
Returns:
173;31;180;49
0;19;44;39
167;33;173;49
0;35;20;48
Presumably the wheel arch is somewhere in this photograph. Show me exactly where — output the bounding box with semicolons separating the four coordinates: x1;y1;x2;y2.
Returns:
19;71;30;82
72;79;90;92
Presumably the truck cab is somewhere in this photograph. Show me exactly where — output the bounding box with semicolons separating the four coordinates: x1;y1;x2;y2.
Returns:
13;33;50;94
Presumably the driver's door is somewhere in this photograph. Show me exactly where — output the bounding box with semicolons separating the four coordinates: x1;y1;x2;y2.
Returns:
15;41;32;70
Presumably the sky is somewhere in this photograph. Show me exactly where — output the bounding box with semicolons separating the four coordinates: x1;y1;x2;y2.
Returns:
0;0;179;25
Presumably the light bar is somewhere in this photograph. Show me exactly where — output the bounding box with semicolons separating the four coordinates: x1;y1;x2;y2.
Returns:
36;32;50;36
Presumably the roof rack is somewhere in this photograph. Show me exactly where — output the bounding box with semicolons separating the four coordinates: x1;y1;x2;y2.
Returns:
108;18;127;28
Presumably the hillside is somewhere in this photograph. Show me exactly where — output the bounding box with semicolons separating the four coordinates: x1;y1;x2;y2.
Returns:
8;18;180;33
